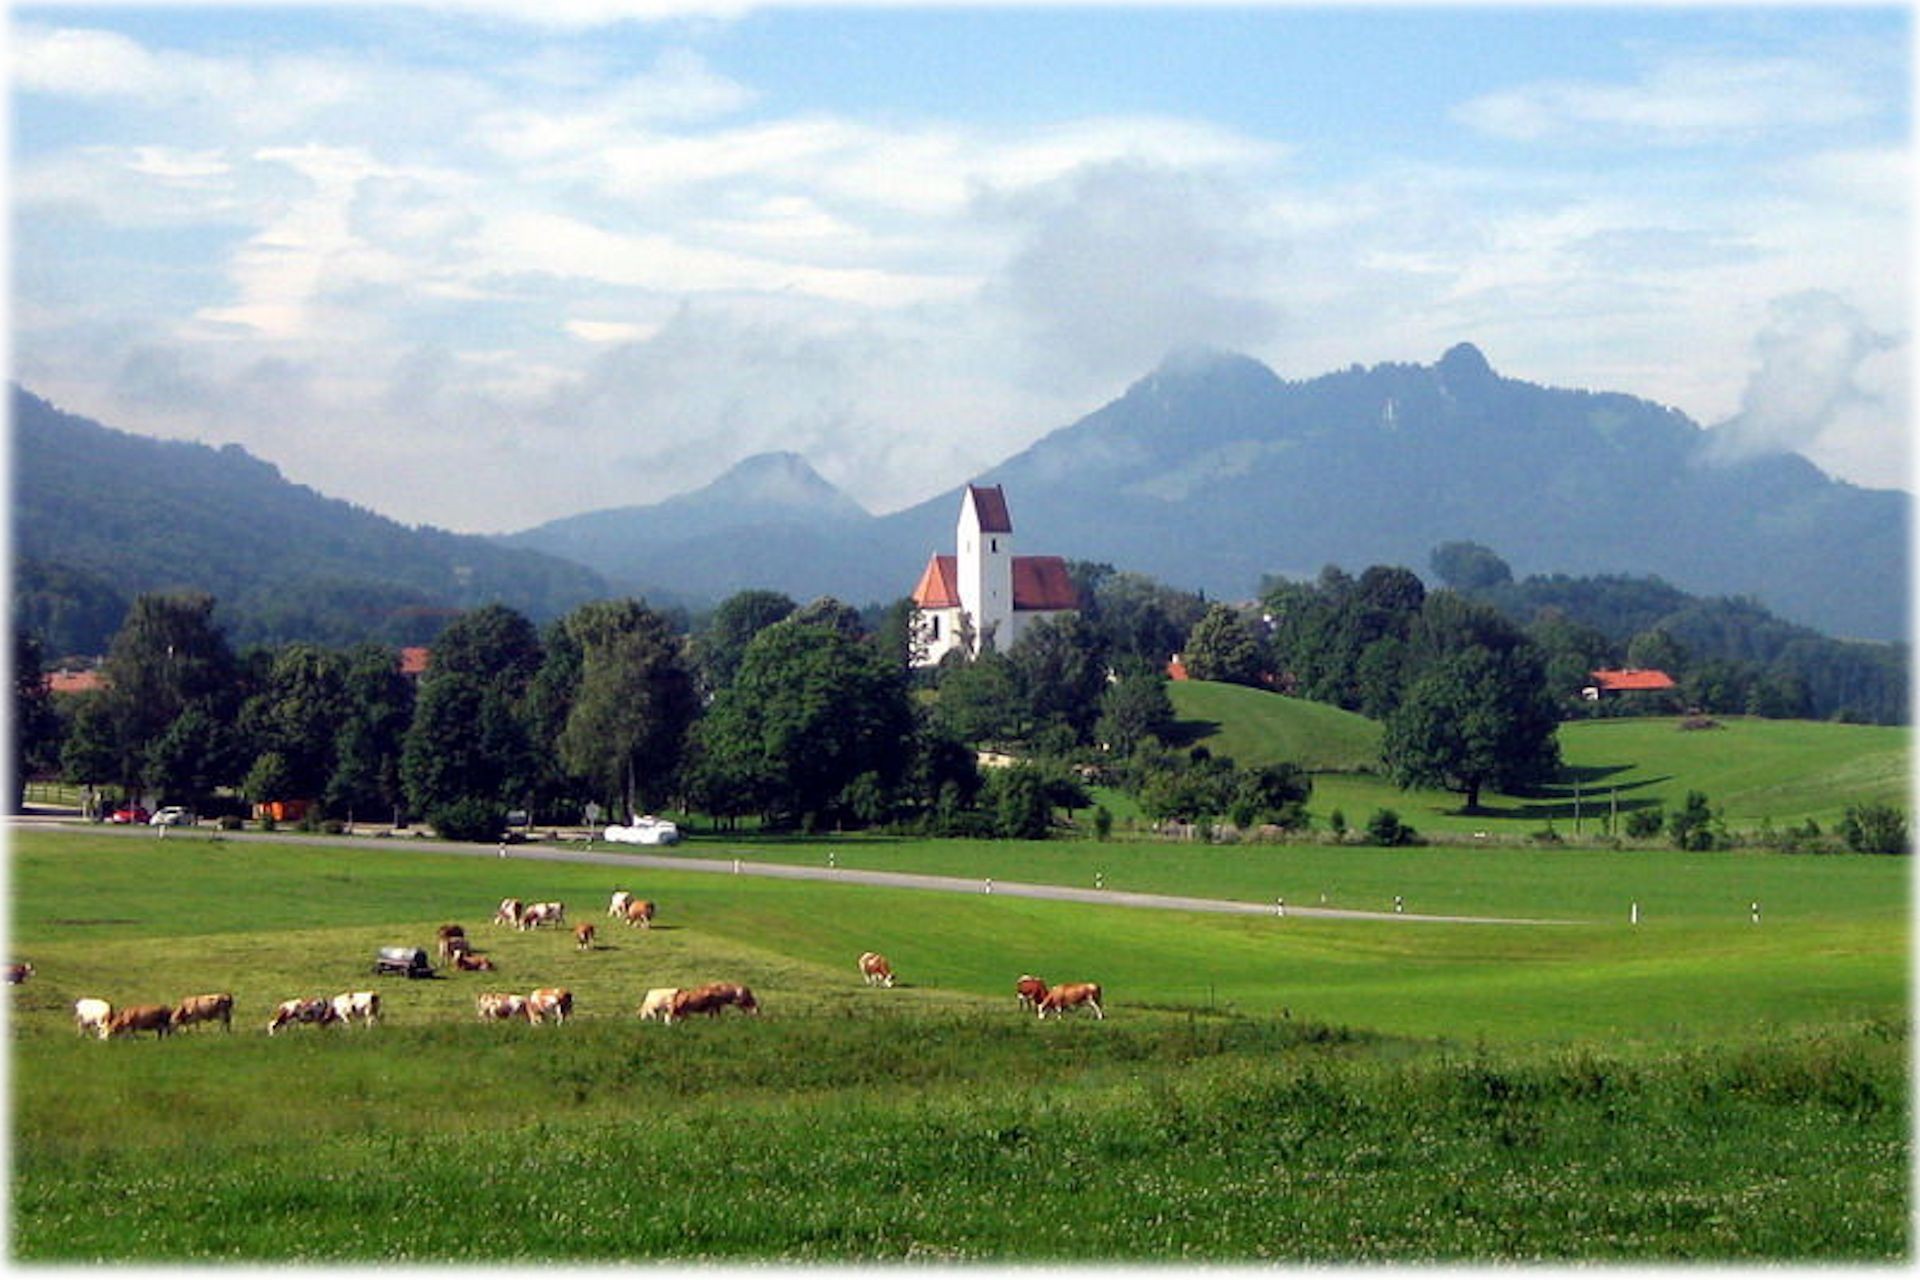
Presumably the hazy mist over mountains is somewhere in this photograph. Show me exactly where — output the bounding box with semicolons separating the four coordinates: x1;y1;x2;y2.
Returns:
502;345;1908;642
14;344;1909;646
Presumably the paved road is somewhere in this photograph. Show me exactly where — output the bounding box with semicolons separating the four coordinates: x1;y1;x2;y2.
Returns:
11;816;1573;926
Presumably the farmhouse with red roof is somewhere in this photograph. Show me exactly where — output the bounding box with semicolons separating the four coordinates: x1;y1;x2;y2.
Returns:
910;484;1078;666
1581;668;1678;700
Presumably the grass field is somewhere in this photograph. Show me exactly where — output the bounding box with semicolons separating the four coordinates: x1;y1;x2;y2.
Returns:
1166;680;1910;836
8;826;1908;1261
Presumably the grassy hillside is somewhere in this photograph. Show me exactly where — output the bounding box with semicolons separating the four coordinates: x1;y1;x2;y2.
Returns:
1167;679;1380;771
9;829;1907;1261
1162;680;1908;835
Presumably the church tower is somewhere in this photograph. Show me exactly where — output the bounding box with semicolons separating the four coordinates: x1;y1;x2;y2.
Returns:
957;484;1014;654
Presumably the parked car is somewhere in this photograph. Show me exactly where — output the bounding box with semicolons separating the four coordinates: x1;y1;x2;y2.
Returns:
148;806;190;827
108;805;150;825
602;815;681;846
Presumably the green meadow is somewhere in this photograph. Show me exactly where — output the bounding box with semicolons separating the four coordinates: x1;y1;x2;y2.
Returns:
8;825;1908;1261
1166;680;1909;835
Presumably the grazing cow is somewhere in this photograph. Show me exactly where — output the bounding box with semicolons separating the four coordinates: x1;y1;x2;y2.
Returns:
574;922;596;951
525;987;573;1024
623;899;656;930
1015;975;1049;1012
475;992;526;1021
172;992;234;1032
494;898;525;928
608;890;633;919
331;990;381;1028
521;901;565;931
454;950;495;972
267;997;340;1035
858;952;895;988
1036;981;1104;1021
73;997;112;1038
437;924;467;963
104;1003;174;1039
636;987;680;1022
665;982;759;1023
6;963;34;984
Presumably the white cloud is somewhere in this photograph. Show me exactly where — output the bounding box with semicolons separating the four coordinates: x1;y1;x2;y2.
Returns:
981;159;1282;389
1706;291;1905;476
1456;53;1877;145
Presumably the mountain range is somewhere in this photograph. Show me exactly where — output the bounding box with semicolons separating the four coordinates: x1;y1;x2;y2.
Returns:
11;387;611;652
504;344;1908;642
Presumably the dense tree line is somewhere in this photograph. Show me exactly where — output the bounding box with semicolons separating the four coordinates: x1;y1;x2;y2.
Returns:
1429;543;1907;724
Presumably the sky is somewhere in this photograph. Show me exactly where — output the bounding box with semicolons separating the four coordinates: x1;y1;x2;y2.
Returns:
10;2;1912;534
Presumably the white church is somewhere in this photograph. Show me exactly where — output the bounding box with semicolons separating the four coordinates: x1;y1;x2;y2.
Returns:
910;484;1080;667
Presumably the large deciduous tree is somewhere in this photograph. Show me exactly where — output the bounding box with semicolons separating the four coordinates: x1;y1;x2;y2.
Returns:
1182;604;1266;687
1381;594;1561;812
691;619;914;830
557;599;698;819
96;593;239;796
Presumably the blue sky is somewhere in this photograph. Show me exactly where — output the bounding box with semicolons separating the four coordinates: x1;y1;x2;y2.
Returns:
11;3;1910;532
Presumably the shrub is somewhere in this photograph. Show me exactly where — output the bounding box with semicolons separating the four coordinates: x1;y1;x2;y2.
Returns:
1365;808;1416;847
1328;809;1347;842
1839;803;1909;856
1623;807;1664;840
1092;805;1113;842
1668;791;1716;852
429;797;507;843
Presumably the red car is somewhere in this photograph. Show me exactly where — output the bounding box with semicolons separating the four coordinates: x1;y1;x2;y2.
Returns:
108;805;150;825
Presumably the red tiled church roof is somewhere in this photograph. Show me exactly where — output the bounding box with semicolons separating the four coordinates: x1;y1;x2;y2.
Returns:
1588;668;1676;692
910;553;1080;613
966;484;1013;533
1010;556;1079;611
912;555;961;608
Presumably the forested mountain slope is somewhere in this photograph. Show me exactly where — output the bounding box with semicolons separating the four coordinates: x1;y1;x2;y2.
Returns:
13;388;609;650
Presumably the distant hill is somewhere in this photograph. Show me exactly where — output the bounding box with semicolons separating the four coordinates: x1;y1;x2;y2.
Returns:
504;345;1907;642
11;387;611;650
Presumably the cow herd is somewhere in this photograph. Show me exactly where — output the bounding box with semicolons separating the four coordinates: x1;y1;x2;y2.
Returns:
34;884;1106;1044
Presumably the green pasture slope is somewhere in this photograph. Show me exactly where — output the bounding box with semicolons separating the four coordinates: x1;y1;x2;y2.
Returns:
1168;679;1909;835
9;827;1907;1262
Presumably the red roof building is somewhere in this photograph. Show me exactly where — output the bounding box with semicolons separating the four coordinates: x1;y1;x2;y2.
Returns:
1583;668;1678;699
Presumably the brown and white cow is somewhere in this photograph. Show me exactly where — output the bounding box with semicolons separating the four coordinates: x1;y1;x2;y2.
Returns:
74;997;113;1038
636;987;680;1022
454;950;495;972
105;1003;174;1039
172;992;234;1032
665;982;759;1023
1036;981;1103;1020
525;987;573;1024
1015;974;1049;1012
608;890;633;919
521;901;565;931
623;899;656;930
6;962;34;985
331;990;381;1028
858;952;895;988
437;924;467;963
476;991;526;1021
493;898;525;928
267;997;340;1035
573;922;596;951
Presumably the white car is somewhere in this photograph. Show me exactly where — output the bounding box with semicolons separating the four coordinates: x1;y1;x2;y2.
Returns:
148;806;190;827
602;816;681;846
